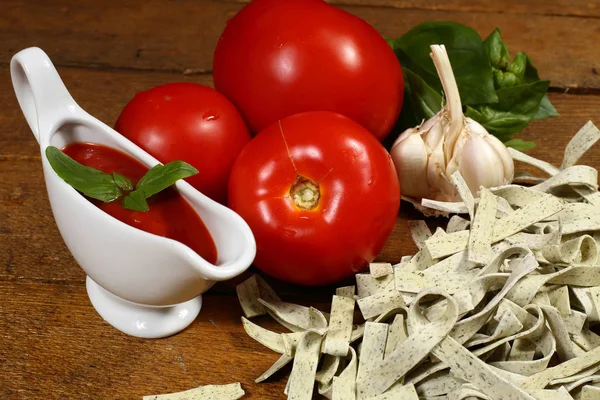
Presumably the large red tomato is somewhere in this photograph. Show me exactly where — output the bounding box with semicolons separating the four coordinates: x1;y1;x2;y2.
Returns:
228;111;400;286
213;0;404;141
115;83;251;204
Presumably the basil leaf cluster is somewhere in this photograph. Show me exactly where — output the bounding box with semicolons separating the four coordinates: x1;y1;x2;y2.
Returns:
46;146;198;212
388;23;557;150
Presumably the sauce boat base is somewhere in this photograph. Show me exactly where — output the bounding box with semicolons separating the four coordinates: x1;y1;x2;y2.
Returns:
87;277;203;339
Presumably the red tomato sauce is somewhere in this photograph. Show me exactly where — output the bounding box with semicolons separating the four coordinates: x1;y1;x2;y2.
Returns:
62;143;218;264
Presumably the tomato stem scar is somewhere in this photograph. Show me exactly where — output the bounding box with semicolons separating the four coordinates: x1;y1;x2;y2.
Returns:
290;176;320;210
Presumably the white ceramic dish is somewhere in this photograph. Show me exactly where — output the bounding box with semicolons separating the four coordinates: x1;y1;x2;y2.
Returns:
10;47;256;339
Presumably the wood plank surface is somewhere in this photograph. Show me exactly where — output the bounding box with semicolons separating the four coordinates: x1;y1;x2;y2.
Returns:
2;0;600;399
0;280;301;399
1;0;599;90
221;0;600;18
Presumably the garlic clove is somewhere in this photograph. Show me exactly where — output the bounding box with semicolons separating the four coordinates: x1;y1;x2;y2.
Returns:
464;118;514;183
420;114;439;132
426;138;455;201
464;117;489;136
480;128;515;184
444;128;470;179
456;134;507;196
423;114;444;151
390;132;431;198
393;127;418;146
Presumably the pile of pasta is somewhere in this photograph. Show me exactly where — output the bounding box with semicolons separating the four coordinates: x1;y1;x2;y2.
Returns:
238;121;600;400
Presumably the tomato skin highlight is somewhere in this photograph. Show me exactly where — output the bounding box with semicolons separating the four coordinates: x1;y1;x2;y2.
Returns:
114;82;251;204
228;111;400;286
213;0;404;141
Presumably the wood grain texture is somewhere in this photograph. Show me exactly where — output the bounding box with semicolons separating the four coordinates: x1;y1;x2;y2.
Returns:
0;280;307;399
220;0;600;18
1;0;599;89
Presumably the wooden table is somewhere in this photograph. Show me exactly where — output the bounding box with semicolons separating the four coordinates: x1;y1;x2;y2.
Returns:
1;1;600;398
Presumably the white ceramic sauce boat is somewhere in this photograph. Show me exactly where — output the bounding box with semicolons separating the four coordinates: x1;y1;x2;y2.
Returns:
10;47;256;339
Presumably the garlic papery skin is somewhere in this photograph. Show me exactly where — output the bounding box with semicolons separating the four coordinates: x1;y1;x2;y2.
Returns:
390;129;431;198
390;44;514;203
390;113;447;199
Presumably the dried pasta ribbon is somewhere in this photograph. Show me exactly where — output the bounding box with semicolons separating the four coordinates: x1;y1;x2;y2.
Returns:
532;165;598;193
236;274;281;318
323;295;355;356
287;330;323;400
408;220;433;250
142;383;245;400
255;354;293;383
451;171;475;219
369;262;394;278
468;187;497;265
332;346;358;400
561;121;600;169
357;289;405;320
241;317;286;354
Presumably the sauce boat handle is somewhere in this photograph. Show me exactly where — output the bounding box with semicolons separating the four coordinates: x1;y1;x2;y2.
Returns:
10;47;79;144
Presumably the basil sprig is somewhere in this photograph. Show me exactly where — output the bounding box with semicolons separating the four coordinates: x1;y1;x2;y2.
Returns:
388;23;557;151
122;161;199;211
45;146;198;212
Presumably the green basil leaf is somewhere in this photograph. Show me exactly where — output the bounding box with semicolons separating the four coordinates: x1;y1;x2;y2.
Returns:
135;161;198;196
45;146;122;202
122;190;149;212
466;80;550;141
534;94;559;120
395;67;443;130
122;161;198;211
113;172;133;192
509;52;527;81
522;55;558;120
493;52;528;89
493;69;521;89
485;29;527;90
391;21;497;105
483;30;557;125
483;28;510;70
504;138;536;151
522;54;541;83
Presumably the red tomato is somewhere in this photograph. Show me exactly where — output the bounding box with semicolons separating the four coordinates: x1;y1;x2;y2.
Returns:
213;0;404;141
228;111;400;285
114;83;251;204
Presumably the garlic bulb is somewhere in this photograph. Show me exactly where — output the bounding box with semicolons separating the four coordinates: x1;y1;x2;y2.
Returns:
391;44;514;202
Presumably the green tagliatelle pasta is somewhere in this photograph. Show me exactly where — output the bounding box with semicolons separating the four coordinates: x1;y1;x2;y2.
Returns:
142;383;245;400
236;122;600;400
